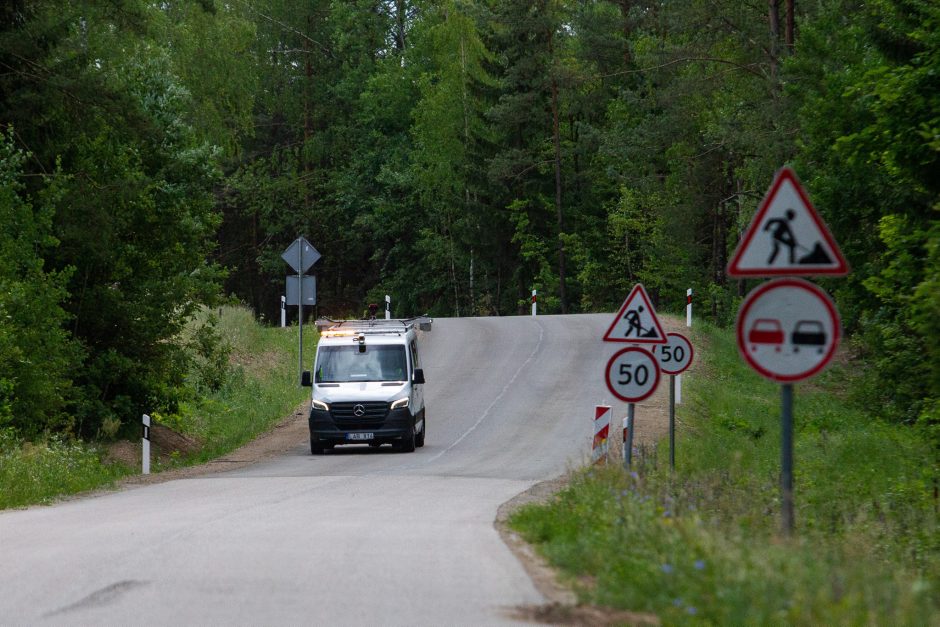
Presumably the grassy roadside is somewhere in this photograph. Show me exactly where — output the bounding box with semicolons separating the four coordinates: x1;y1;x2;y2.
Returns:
0;306;310;509
510;321;939;625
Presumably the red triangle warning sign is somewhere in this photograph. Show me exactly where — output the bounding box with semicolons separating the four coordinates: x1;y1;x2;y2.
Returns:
727;167;849;278
603;284;667;344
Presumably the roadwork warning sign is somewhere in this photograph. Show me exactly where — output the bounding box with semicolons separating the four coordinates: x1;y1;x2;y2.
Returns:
727;167;848;277
603;283;667;344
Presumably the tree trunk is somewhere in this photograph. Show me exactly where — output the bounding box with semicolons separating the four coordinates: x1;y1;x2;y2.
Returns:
618;0;632;68
394;0;407;53
304;15;313;214
768;0;781;78
549;30;568;314
785;0;795;49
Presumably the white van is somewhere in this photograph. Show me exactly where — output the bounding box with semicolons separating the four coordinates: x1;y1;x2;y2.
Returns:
301;317;431;454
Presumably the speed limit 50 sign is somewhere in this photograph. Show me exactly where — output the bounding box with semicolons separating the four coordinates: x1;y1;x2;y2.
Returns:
605;347;661;403
652;332;694;375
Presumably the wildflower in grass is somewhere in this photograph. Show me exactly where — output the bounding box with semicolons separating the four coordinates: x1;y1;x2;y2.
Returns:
630;471;639;480
620;489;629;497
694;559;706;570
672;597;683;607
662;563;674;574
686;606;697;615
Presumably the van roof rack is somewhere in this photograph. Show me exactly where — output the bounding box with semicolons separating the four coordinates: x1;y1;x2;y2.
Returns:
315;316;433;335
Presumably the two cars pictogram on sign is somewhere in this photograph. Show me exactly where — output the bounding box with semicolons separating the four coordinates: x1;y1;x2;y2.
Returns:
747;318;827;354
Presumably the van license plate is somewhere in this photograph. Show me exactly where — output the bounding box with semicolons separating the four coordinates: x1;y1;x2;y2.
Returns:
347;433;374;441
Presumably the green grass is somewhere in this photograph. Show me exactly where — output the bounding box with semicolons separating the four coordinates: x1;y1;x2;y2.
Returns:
510;321;939;625
0;431;129;508
155;306;311;464
0;305;311;508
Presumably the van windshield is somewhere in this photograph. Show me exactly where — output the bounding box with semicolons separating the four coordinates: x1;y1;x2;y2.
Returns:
315;345;407;383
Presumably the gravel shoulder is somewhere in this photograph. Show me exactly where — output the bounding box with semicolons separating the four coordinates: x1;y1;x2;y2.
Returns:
109;401;311;489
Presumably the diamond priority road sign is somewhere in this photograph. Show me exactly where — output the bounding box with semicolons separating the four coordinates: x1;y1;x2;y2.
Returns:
281;236;321;275
736;278;841;383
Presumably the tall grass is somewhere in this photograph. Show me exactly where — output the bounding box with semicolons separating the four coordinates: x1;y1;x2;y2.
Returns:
511;321;939;625
0;431;129;509
163;306;311;463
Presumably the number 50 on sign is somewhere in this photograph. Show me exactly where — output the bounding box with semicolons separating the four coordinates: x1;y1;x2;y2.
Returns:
605;347;661;403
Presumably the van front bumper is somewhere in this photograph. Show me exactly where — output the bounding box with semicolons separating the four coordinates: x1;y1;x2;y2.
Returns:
308;406;413;444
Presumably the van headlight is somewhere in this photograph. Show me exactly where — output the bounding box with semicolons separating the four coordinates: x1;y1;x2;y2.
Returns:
390;398;409;410
311;399;329;411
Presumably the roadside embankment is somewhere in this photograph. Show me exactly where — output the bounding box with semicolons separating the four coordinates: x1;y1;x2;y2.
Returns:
0;306;310;509
508;320;938;624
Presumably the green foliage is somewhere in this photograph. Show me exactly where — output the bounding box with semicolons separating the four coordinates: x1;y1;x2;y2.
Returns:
1;1;233;436
0;0;934;469
158;305;308;463
0;131;78;437
511;322;939;624
790;0;939;434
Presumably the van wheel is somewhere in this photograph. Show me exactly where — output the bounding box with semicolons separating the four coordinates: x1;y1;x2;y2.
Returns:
415;416;426;448
398;425;416;453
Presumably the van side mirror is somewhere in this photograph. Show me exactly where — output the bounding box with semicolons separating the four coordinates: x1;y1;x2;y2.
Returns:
301;371;312;387
412;368;425;385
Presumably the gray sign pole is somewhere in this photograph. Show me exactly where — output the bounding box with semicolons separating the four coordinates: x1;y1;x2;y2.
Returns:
298;244;303;386
669;374;676;470
781;383;795;534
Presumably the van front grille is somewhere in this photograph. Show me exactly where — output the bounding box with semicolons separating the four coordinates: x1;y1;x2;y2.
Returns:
330;401;389;424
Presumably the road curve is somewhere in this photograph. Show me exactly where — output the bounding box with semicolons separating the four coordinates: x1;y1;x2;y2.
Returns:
0;314;631;625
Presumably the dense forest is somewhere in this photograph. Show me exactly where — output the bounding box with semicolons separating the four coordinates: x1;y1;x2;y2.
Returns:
0;0;936;450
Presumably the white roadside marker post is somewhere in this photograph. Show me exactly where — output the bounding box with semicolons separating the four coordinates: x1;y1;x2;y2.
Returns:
622;416;629;466
677;288;691;405
623;404;635;468
531;289;537;316
280;295;286;328
142;414;151;475
385;294;391;320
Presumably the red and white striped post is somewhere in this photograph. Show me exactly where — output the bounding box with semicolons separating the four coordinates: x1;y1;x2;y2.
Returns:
531;289;537;316
593;406;611;464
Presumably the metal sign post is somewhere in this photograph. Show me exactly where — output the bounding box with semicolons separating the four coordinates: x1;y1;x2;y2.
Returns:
669;376;676;469
728;167;847;535
282;236;321;386
298;244;303;386
651;333;693;471
624;404;635;468
603;283;667;471
781;383;795;532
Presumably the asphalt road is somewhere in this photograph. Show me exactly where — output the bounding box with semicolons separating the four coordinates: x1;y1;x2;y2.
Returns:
0;314;634;625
